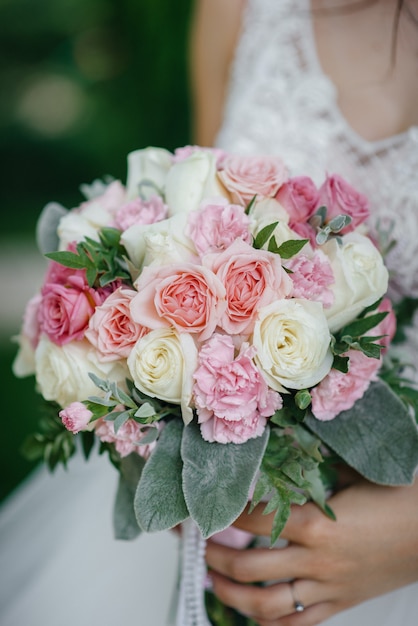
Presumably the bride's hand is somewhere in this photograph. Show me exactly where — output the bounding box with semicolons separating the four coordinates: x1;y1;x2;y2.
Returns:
205;478;418;625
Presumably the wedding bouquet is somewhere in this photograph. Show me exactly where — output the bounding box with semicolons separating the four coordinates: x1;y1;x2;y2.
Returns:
13;146;418;623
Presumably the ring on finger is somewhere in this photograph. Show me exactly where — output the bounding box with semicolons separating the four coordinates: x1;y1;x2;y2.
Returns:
289;580;305;613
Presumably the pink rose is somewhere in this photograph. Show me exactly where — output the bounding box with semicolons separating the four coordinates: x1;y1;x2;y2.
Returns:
130;263;226;342
318;174;370;233
205;239;293;335
21;293;42;349
218;154;288;204
286;250;335;308
187;198;251;256
39;279;103;345
59;401;93;434
113;195;168;231
95;417;157;459
173;145;226;166
85;287;149;361
311;349;382;421
79;180;126;216
194;334;282;444
276;176;319;224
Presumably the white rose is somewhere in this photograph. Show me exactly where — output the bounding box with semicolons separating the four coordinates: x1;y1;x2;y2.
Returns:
121;213;196;269
165;151;230;216
12;335;36;378
57;212;99;250
253;299;333;390
35;337;129;408
322;233;389;332
126;147;173;200
127;328;198;424
250;198;303;249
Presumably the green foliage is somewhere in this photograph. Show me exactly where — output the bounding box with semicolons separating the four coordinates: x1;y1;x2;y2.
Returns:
113;453;145;540
305;379;418;485
331;304;388;360
252;221;308;258
205;591;258;626
46;227;133;287
21;402;77;471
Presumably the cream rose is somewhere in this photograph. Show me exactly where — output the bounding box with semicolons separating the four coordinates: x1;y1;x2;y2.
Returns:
321;233;389;332
35;336;129;408
253;299;333;390
127;328;198;424
121;213;197;269
125;147;173;200
165;150;229;216
250;198;303;249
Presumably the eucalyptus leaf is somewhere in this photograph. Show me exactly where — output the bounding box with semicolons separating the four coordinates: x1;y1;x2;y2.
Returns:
305;379;418;485
134;419;188;532
113;453;145;540
181;421;269;539
135;403;157;419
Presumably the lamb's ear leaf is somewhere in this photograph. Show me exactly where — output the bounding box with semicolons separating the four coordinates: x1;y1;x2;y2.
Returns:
113;453;145;540
134;419;189;532
181;421;269;539
305;379;418;485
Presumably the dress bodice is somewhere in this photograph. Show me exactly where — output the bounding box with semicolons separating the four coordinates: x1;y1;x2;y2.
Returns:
216;0;418;307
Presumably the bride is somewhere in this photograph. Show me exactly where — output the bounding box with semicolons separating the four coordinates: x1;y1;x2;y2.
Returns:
1;1;418;626
191;0;418;624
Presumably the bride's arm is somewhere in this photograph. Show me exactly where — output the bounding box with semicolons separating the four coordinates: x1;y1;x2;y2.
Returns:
206;478;418;625
189;0;244;146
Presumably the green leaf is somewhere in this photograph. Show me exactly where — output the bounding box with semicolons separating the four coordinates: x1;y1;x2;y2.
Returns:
80;430;95;460
332;355;349;373
134;419;188;532
327;214;352;232
305;379;418;485
114;411;132;434
245;195;257;215
253;222;278;249
135;403;157;419
295;389;311;410
45;250;87;269
182;421;269;539
113;453;145;540
339;312;388;339
276;239;309;259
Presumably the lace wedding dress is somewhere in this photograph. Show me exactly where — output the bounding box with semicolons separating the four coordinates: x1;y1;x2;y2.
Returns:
1;1;417;625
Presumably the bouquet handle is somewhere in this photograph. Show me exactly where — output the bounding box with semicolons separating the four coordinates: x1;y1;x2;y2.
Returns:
175;518;212;626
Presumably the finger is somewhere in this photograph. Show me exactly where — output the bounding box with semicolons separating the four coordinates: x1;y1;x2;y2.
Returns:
209;574;331;623
256;601;335;626
234;501;321;543
206;540;308;583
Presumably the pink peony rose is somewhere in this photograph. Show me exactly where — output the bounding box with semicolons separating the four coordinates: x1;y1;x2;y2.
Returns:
187;198;251;256
311;349;382;421
218;154;288;204
318;174;370;233
113;195;168;231
194;334;282;444
21;293;42;349
85;287;149;361
130;263;226;342
276;176;319;224
95;417;156;458
205;239;293;335
39;278;103;345
59;401;93;434
286;250;335;308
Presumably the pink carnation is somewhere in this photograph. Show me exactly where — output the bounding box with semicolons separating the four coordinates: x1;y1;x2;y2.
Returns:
187;198;251;256
79;180;126;216
318;174;370;233
276;176;319;224
194;334;282;444
286;251;335;308
59;402;93;434
85;287;149;361
95;417;157;459
21;293;42;349
218;154;288;204
205;239;293;335
311;349;382;421
113;195;168;231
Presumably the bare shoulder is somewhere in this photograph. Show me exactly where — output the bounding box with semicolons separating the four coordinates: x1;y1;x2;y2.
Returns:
189;0;245;146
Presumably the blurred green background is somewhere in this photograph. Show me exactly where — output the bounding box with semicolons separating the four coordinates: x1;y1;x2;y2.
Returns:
0;0;193;502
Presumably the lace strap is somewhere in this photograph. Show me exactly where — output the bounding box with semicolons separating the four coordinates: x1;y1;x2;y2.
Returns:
174;518;212;626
